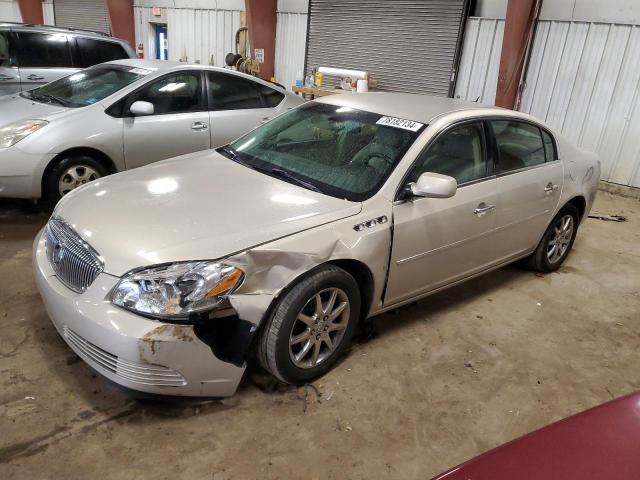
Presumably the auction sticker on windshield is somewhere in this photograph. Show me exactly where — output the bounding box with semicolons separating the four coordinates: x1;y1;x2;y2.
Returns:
376;116;424;132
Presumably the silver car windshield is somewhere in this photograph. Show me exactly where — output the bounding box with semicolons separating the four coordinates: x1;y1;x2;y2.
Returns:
222;102;423;201
21;65;149;108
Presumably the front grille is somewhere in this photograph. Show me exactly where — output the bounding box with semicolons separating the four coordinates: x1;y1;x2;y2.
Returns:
63;326;187;387
45;217;103;293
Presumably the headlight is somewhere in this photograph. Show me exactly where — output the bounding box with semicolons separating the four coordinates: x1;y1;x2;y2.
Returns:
0;120;49;148
111;262;244;320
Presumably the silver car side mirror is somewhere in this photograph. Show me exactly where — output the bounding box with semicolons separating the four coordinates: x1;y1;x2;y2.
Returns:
409;172;457;198
130;101;154;116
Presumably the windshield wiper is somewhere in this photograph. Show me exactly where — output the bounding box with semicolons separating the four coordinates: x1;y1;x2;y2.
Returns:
30;92;71;107
260;167;321;193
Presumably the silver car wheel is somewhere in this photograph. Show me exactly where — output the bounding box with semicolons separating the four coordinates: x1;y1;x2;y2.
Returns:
547;214;574;264
288;287;350;369
58;165;101;196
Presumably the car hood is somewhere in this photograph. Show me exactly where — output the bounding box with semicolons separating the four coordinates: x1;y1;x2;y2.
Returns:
0;94;69;127
55;151;362;276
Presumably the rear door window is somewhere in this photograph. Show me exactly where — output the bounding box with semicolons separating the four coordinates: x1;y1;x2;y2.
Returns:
541;129;557;162
76;38;129;68
491;120;546;173
207;72;264;110
0;31;11;67
15;32;73;68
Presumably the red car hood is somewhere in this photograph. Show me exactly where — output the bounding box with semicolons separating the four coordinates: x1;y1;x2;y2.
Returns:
434;392;640;480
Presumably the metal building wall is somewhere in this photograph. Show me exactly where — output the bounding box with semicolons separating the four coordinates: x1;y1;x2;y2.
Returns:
274;4;308;91
522;21;640;187
454;17;504;105
0;0;21;22
134;3;242;66
455;17;640;188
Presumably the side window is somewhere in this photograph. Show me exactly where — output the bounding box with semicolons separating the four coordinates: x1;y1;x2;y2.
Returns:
16;32;72;68
128;72;203;115
491;120;546;173
207;72;264;110
258;83;285;107
541;129;557;162
411;122;487;185
76;38;128;68
0;31;11;67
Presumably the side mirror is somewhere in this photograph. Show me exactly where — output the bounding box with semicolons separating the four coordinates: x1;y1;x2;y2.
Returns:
129;100;154;116
409;172;457;198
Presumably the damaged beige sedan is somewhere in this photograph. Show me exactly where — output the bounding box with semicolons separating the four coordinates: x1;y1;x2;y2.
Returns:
33;93;600;397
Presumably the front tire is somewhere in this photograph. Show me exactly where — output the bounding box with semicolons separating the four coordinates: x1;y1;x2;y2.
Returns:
44;155;108;207
258;265;361;385
527;203;579;272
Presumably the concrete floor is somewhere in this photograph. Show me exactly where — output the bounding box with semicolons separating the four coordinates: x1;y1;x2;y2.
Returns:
0;192;639;479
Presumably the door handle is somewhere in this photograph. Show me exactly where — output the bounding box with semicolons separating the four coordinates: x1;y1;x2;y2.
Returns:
0;74;12;81
260;117;271;124
544;182;559;194
191;122;208;131
27;74;45;81
474;203;495;217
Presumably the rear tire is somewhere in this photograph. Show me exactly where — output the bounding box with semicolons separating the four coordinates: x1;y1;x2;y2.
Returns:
44;155;108;208
258;265;361;385
527;203;579;272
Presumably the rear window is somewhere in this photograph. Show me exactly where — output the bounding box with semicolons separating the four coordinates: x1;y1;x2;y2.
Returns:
15;32;73;68
491;120;546;173
76;38;129;68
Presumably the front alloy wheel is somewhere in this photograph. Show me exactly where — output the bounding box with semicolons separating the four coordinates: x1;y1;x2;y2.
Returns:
258;265;361;385
58;164;101;197
289;288;350;369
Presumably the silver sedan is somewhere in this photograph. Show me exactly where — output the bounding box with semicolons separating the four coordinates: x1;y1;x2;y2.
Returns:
0;59;303;204
33;93;600;397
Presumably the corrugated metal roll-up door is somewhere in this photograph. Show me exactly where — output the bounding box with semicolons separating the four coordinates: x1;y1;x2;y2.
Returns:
305;0;469;96
54;0;111;35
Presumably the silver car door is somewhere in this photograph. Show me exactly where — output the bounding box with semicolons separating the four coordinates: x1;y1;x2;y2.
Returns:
386;121;498;305
206;71;286;147
14;31;77;90
0;30;21;96
489;120;564;262
123;70;211;169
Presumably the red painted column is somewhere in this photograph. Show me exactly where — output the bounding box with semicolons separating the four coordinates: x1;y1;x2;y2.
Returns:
245;0;277;81
495;0;539;109
17;0;43;24
105;0;135;47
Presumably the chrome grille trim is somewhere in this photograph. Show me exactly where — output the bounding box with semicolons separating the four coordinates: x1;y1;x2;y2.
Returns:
45;217;104;293
63;326;187;387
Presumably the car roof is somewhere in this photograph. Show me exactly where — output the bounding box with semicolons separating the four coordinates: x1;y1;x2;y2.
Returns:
316;92;502;124
0;22;118;41
104;59;288;91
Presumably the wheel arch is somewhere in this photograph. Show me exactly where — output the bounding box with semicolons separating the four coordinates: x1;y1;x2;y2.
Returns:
41;147;118;194
565;195;586;221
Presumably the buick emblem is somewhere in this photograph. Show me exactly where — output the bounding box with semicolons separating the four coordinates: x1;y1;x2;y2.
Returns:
52;240;65;265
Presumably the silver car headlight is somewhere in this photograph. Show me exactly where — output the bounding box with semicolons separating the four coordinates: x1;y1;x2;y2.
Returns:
111;262;244;319
0;120;49;148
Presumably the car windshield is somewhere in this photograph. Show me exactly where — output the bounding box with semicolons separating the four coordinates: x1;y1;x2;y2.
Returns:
21;64;150;108
221;102;424;201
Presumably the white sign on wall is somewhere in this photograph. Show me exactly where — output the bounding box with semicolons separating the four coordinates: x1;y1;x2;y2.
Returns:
254;48;265;64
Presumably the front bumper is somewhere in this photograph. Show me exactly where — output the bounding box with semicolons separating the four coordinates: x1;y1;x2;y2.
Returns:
0;146;55;199
33;230;246;397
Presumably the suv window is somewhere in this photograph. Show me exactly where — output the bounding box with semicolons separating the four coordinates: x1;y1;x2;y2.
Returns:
491;120;546;173
0;31;11;67
127;72;204;115
410;122;487;185
208;72;267;110
15;32;73;68
76;38;128;68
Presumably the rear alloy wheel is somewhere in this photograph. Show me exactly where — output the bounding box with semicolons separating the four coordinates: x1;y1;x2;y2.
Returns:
44;155;108;207
258;265;361;384
527;203;579;272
